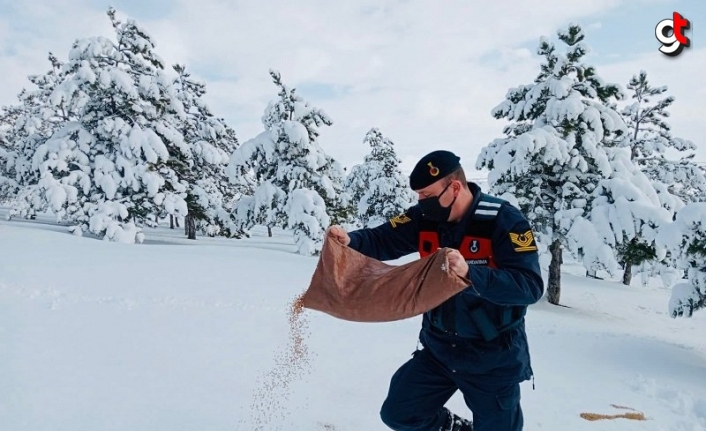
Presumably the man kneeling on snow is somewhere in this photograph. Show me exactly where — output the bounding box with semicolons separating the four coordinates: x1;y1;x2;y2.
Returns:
328;150;544;431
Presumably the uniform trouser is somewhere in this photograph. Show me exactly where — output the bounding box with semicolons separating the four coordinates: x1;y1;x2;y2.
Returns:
379;347;523;431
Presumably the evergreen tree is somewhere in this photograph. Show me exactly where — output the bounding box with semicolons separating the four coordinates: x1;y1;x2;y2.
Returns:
657;203;706;317
1;53;68;211
12;8;192;242
476;25;637;305
345;128;415;227
4;9;240;243
321;154;354;227
621;71;705;202
0;106;22;203
616;70;704;285
172;64;244;239
228;70;338;255
564;148;672;285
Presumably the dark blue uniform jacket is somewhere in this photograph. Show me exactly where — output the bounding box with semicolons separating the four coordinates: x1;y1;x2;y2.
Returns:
348;183;544;384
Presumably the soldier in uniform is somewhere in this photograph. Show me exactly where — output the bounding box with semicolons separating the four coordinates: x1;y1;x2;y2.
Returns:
328;150;543;431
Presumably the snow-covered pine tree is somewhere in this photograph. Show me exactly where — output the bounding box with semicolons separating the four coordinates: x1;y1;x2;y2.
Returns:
617;71;706;285
1;53;68;212
562;146;672;284
345;128;415;227
0;105;22;203
656;203;706;317
621;71;706;202
344;166;371;221
171;64;244;239
476;24;631;305
320;154;353;227
228;70;338;255
11;8;195;242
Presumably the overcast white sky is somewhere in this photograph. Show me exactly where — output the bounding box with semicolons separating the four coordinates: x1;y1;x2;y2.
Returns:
0;0;704;175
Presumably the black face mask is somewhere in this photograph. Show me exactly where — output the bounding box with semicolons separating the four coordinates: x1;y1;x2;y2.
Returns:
418;182;457;222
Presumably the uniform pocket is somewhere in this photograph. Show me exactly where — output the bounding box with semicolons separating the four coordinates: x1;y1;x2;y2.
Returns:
495;384;521;411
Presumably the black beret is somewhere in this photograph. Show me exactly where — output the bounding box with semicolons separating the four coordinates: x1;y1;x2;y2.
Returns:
409;150;461;190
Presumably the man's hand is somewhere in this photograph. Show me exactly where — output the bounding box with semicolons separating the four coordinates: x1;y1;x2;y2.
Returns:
327;225;351;246
446;249;469;278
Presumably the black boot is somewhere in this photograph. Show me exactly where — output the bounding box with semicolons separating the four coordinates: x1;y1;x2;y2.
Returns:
440;407;473;431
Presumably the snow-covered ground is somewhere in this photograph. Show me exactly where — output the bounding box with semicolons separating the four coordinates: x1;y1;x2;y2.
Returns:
1;209;705;431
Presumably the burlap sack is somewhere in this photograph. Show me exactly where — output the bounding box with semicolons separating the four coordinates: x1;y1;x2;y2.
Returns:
301;231;471;322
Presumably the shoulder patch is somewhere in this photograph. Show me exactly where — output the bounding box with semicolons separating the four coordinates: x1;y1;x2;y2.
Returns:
509;230;538;252
389;213;412;228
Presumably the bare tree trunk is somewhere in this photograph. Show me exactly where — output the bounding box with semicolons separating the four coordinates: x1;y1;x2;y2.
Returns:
175;217;180;228
184;216;188;236
170;215;175;229
547;239;563;305
267;226;272;237
186;214;196;240
622;262;633;286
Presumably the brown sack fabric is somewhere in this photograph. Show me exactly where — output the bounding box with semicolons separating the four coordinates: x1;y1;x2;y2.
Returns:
301;231;471;322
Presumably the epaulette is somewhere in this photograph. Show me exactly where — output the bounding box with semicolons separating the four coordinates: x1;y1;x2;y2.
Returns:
472;194;504;221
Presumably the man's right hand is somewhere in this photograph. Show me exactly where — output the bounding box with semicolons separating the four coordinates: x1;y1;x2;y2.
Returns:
327;225;350;246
